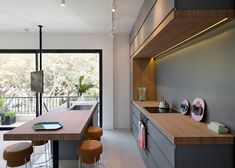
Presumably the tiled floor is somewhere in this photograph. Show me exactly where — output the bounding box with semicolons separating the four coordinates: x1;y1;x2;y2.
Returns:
0;129;146;168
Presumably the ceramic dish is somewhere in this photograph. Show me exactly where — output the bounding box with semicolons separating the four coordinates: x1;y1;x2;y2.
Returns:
33;122;63;131
191;98;205;122
179;99;189;115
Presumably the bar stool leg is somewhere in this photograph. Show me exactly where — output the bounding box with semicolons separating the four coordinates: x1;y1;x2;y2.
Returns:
25;158;27;168
94;157;96;168
47;141;52;166
78;158;80;168
29;159;32;168
32;146;35;163
45;144;48;167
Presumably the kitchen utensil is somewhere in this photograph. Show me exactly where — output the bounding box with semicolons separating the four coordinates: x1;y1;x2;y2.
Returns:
159;97;169;109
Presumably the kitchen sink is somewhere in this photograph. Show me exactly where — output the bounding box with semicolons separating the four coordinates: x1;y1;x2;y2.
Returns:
69;105;92;110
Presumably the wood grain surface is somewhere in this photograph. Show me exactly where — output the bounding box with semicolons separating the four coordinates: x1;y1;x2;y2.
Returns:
133;101;235;145
131;9;235;58
4;102;98;141
132;58;156;101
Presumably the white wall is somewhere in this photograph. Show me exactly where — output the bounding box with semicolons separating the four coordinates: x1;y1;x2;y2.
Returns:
113;34;130;128
0;33;114;129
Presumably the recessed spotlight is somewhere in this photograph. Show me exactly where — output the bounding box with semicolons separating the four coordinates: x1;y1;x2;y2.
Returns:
60;0;66;7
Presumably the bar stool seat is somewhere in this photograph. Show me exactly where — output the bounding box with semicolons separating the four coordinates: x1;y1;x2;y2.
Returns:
78;140;103;165
3;142;33;167
32;140;48;146
86;127;103;141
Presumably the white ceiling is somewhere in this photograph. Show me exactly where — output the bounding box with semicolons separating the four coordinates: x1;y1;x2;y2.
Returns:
0;0;144;34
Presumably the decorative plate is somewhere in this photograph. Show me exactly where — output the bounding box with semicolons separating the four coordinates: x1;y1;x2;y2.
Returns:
191;98;205;122
33;122;63;131
179;99;189;115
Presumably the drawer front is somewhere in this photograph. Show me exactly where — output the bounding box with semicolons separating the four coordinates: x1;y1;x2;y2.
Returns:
131;111;139;129
131;103;141;120
140;148;148;166
148;121;175;166
148;135;173;168
148;150;159;168
131;121;138;142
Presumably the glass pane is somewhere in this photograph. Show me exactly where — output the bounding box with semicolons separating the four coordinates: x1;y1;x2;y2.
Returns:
0;54;35;127
42;53;99;112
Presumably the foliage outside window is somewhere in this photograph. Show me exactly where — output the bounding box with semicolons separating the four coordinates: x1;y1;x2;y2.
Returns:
0;53;99;98
0;53;99;114
73;75;95;97
0;96;4;107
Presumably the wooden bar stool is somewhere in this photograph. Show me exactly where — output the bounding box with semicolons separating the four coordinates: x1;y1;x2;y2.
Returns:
86;127;103;141
3;142;33;168
78;140;104;168
31;140;52;167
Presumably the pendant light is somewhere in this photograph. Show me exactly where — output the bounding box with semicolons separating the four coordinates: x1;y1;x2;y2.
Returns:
61;0;66;7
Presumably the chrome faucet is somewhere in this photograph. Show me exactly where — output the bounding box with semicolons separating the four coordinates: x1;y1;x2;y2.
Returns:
67;90;78;108
67;92;70;108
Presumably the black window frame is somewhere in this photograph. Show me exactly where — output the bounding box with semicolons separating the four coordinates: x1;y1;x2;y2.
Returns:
0;49;103;130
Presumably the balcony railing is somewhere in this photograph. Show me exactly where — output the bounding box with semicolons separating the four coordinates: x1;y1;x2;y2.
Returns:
3;96;98;114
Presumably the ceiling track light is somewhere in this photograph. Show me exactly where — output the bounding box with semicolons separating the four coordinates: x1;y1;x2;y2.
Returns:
60;0;66;7
109;33;115;38
111;5;116;12
111;0;116;12
109;24;116;31
109;0;116;38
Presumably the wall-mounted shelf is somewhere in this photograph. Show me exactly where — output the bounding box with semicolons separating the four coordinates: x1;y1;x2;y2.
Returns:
131;58;156;101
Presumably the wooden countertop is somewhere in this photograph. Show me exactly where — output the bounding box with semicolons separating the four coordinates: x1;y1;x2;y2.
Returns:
4;101;98;141
133;101;234;145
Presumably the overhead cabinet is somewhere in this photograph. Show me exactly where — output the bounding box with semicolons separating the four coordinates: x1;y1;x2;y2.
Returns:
130;0;235;58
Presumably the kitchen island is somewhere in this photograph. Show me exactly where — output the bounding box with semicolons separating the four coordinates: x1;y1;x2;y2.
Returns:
4;101;98;168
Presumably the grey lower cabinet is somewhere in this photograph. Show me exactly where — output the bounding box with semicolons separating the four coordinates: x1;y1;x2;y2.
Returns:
130;104;149;166
131;103;234;168
131;103;168;168
148;121;175;168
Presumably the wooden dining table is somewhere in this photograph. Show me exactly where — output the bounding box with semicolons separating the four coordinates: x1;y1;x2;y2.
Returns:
3;101;98;168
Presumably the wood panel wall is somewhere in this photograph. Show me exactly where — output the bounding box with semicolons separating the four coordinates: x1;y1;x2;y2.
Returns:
132;58;156;101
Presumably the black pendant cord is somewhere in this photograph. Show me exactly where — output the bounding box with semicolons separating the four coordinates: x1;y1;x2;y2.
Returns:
39;25;43;116
35;52;39;117
39;25;43;70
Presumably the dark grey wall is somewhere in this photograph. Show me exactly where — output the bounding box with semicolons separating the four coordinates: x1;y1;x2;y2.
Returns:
156;20;235;133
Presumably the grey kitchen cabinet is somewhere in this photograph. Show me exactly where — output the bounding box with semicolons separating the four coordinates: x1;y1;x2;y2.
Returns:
147;150;159;168
147;114;234;168
148;120;175;167
148;135;173;168
131;102;234;168
130;103;149;166
131;103;141;121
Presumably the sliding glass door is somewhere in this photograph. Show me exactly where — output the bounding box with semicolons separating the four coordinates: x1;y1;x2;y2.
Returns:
0;50;102;129
0;53;36;128
42;52;100;111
